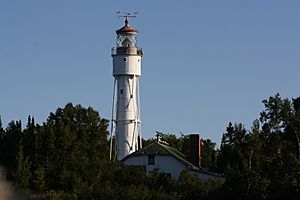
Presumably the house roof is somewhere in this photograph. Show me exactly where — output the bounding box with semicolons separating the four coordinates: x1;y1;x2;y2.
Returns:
122;141;223;178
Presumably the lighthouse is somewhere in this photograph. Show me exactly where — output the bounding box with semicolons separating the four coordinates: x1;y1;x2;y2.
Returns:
110;16;143;160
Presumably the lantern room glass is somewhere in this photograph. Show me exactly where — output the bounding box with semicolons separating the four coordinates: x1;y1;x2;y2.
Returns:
116;33;137;48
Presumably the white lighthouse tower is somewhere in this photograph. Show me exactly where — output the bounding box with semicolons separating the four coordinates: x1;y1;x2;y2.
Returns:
110;15;143;160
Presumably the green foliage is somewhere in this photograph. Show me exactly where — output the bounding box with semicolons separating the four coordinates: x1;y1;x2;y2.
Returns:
147;168;177;192
201;139;217;170
0;95;300;199
217;94;300;199
0;120;23;178
178;169;222;200
0;116;4;136
33;166;47;193
155;132;190;156
39;103;109;194
0;103;110;197
15;144;31;189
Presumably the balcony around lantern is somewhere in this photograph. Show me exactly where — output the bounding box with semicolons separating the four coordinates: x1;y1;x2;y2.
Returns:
111;47;143;56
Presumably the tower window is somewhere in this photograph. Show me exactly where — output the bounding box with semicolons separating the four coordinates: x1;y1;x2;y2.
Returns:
148;155;155;165
123;58;127;61
120;89;123;94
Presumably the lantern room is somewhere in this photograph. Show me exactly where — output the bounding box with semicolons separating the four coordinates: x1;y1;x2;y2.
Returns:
116;18;138;48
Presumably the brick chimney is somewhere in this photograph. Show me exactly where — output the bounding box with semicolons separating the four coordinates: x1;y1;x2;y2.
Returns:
189;134;201;168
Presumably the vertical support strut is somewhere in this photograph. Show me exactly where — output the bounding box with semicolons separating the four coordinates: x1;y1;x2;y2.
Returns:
109;79;117;160
137;78;142;149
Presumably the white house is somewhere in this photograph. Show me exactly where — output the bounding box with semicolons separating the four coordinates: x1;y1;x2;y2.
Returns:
122;139;224;181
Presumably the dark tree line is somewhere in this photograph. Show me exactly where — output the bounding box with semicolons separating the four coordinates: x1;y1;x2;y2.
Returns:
0;103;221;199
216;94;300;200
0;103;110;198
0;94;300;199
140;94;300;200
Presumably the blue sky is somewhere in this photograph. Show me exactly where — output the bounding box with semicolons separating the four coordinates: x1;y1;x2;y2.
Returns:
1;0;299;147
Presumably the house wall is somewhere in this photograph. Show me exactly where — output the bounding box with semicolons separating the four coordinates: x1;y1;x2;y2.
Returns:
123;154;224;182
123;155;186;180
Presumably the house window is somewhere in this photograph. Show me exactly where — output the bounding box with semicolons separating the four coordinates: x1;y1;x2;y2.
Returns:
148;155;155;165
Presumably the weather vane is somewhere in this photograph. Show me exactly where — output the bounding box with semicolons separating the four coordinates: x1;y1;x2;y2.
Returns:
116;11;139;20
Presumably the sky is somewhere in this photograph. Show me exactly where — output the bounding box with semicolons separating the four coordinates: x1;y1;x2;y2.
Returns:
0;0;299;147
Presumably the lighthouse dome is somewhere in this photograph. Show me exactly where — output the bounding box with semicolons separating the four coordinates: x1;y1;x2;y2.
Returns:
116;19;138;34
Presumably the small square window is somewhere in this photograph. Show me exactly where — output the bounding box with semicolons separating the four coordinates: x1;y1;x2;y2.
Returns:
148;155;155;165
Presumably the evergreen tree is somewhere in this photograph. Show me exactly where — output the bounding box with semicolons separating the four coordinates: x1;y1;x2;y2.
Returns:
291;97;300;160
33;166;47;193
0;116;4;137
201;139;217;171
35;103;109;195
22;115;39;171
259;94;300;199
0;120;23;179
218;122;248;173
15;144;31;189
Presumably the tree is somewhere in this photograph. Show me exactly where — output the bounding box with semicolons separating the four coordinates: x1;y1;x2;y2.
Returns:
33;166;47;193
22;116;39;171
15;144;31;190
178;169;222;200
258;94;300;198
218;122;248;173
35;103;110;195
259;94;297;155
201;139;217;171
291;97;300;160
217;94;300;199
0;120;23;179
0;116;4;138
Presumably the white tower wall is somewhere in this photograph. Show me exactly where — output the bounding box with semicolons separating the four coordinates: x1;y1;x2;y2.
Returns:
114;74;141;159
113;54;141;76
